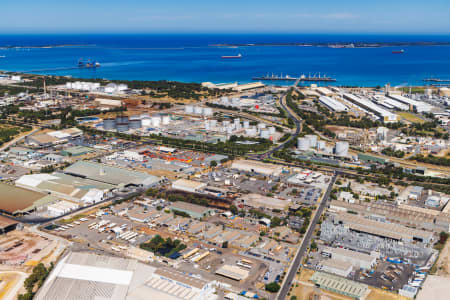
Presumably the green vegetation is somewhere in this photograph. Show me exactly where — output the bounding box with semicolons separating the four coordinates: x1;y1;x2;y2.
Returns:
434;232;449;251
18;263;53;300
410;154;450;166
140;235;186;257
265;282;281;293
0;124;28;146
381;147;405;158
401;121;449;139
172;209;191;218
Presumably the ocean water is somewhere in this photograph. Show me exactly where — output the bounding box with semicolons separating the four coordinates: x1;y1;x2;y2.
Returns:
0;34;449;87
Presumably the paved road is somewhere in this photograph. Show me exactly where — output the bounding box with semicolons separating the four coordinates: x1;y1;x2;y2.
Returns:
276;173;337;300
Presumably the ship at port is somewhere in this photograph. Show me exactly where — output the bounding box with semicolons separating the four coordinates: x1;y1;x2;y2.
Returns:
221;53;242;59
252;73;336;82
392;49;404;54
78;58;101;68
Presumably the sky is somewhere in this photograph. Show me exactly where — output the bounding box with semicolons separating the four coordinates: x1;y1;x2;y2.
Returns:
1;0;450;34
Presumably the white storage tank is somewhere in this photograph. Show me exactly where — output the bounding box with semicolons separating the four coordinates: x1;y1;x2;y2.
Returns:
162;115;170;125
221;96;229;105
194;106;203;114
335;141;349;157
245;127;257;136
297;137;310;151
141;118;152;127
185;105;194;114
260;130;270;139
243;121;250;129
151;116;161;127
305;135;318;148
210;120;218;128
223;120;231;127
203;107;213;116
204;120;210;130
268;127;276;134
257;123;266;130
317;140;326;150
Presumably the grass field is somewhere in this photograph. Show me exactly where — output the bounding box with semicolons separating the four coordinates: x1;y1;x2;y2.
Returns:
398;111;425;124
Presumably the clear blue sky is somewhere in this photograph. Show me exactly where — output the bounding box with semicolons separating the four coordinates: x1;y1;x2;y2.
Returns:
2;0;450;34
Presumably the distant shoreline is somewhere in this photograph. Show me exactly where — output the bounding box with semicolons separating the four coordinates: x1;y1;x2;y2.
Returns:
0;44;96;49
210;41;450;48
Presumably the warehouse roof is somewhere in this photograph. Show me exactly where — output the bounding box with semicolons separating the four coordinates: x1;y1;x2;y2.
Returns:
311;271;370;299
320;258;353;272
0;183;57;215
0;215;18;229
172;179;206;190
64;161;160;186
171;201;213;215
325;247;375;264
215;265;249;281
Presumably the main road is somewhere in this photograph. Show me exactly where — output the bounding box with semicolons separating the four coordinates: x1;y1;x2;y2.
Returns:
276;172;337;300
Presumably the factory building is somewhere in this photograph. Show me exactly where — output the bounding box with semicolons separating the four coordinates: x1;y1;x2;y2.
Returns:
319;259;353;277
231;160;283;176
323;247;377;270
343;93;399;123
310;272;370;300
387;94;432;113
171;179;206;193
318;96;349;112
170;202;215;219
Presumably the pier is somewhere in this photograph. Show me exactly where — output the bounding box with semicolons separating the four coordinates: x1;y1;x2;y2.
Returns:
252;73;336;82
423;78;450;83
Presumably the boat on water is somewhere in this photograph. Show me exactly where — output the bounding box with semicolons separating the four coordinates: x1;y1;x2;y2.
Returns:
221;53;242;59
392;49;404;54
0;55;5;58
78;58;101;68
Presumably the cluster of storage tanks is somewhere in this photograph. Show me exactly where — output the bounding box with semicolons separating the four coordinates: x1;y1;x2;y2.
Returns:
65;81;101;91
203;118;275;139
103;114;171;132
184;105;213;116
297;135;349;156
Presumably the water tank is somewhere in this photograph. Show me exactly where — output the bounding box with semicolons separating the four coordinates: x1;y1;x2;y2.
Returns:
305;135;318;148
335;141;349;156
151;116;161;127
185;105;194;114
317;140;326;150
103;118;116;130
203;107;213;116
260;130;270;139
297;137;310;151
162;115;170;125
116;116;129;124
194;106;203;114
129;119;142;129
243;121;250;129
116;123;129;132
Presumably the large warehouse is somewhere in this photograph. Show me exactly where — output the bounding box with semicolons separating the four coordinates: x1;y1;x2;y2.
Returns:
310;272;371;300
322;247;377;270
35;252;217;300
0;183;57;216
172;179;206;193
231;160;283;176
170;202;215;219
64;161;161;187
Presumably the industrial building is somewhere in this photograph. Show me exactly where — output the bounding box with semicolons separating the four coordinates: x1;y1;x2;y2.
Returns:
310;272;371;300
26;128;83;148
0;215;19;234
171;179;207;193
318;96;349;112
64;161;161;187
170;202;215;219
343;93;399;123
333;212;434;243
387;94;432;113
322;247;377;270
215;264;250;281
0;183;58;216
35;252;217;300
319;259;353;277
231;160;283;176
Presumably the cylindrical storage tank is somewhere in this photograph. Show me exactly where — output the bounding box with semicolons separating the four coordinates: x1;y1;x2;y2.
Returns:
260;130;270;139
194;106;203;115
245;127;257;136
151;117;161;127
268;127;276;134
116;123;129;132
116;116;129;124
297;137;310;151
231;97;240;105
221;96;229;104
162;115;170;125
210;120;217;128
129;119;142;129
140;113;150;119
185;105;194;114
317;140;326;150
129;115;140;120
223;120;230;127
335;141;349;156
103;118;116;130
305;135;317;148
226;127;233;135
203;107;213;116
141;118;151;127
233;118;240;125
243;121;250;129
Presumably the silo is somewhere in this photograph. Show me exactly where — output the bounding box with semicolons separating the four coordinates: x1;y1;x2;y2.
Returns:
260;130;270;139
335;141;349;156
297;137;310;151
194;106;203;115
305;135;318;148
162;115;170;125
116;123;129;132
185;105;194;114
203;107;213;116
103;118;116;130
129;119;142;129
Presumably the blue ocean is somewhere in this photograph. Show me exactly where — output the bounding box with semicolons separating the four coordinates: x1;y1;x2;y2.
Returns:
0;34;449;87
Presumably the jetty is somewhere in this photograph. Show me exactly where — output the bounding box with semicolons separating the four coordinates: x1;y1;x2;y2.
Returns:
252;73;336;82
